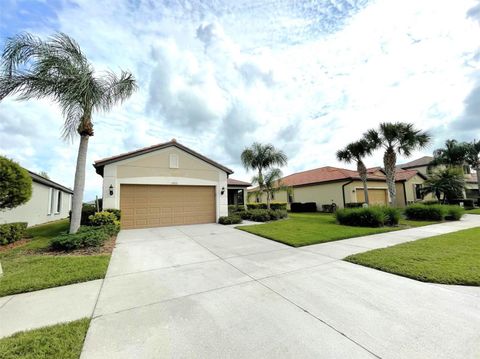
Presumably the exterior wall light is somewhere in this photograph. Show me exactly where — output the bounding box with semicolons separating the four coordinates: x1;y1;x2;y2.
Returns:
221;187;225;195
109;185;114;196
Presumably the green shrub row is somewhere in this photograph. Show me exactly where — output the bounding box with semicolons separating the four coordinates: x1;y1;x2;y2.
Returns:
291;202;317;212
89;211;118;226
246;202;287;210
0;222;28;245
335;207;401;228
405;204;465;221
221;208;288;223
51;224;120;251
70;205;121;226
218;215;243;225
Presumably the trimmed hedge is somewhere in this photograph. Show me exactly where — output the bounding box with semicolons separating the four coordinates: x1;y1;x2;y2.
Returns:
0;222;28;245
246;202;287;210
104;208;121;220
405;204;465;221
69;204;96;226
89;211;118;226
345;203;364;208
247;209;288;222
218;215;242;225
51;224;120;251
335;207;401;227
291;202;317;213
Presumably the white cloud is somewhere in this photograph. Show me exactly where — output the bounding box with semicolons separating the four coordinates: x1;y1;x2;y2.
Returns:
1;0;480;200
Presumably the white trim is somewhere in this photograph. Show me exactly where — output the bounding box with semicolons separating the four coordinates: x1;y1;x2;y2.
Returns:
169;153;179;168
47;188;53;215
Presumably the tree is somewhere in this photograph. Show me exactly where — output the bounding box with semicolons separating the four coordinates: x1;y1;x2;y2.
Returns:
251;168;284;209
241;142;287;209
365;122;430;206
0;33;137;233
336;139;375;205
421;168;465;203
428;139;469;172
0;156;32;210
38;171;50;179
465;139;480;198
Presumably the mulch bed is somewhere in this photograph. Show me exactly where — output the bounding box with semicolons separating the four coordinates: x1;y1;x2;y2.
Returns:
0;238;33;253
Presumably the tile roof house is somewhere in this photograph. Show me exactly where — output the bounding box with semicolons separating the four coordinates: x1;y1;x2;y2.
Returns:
248;165;430;210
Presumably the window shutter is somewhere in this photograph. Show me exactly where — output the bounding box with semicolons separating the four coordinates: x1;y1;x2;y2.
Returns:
169;154;179;168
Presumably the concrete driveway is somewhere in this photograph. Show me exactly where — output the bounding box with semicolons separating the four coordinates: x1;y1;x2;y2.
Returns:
81;222;480;359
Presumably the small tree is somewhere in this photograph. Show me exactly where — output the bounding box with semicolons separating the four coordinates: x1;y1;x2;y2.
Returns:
252;168;284;209
0;156;32;210
421;168;465;203
466;140;480;198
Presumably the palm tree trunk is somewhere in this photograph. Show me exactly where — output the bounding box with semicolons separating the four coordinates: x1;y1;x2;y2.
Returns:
357;161;369;205
266;191;271;210
383;149;397;206
69;135;89;234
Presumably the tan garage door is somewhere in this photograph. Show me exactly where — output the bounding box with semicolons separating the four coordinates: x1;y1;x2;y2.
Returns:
120;185;216;229
356;189;388;205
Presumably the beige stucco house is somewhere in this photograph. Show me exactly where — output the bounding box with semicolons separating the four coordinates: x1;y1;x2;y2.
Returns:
249;165;431;210
0;171;73;226
93;139;239;229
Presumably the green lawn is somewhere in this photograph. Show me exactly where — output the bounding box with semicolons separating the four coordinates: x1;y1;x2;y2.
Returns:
345;227;480;286
238;213;437;247
466;208;480;214
0;319;90;359
0;220;110;297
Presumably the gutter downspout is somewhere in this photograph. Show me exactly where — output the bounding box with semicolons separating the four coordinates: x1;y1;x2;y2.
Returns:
402;181;407;206
342;180;354;208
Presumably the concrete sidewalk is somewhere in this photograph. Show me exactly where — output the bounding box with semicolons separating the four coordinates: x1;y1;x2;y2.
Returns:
0;280;102;338
81;215;480;359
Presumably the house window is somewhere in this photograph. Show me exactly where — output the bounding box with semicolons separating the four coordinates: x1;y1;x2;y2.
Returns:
56;191;62;213
414;184;423;200
169;153;179;168
48;188;55;215
288;194;293;203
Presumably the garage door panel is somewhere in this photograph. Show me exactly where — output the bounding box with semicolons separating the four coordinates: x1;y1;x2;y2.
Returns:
356;189;387;205
120;185;216;229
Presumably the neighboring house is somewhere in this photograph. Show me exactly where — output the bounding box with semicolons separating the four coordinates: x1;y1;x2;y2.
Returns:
93;139;235;229
0;171;73;226
227;178;250;207
249;165;430;210
397;156;479;200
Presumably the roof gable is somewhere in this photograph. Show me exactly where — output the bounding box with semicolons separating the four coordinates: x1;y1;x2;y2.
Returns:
93;140;233;176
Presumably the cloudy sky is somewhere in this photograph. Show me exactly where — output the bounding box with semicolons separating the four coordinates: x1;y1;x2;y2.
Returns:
1;0;480;200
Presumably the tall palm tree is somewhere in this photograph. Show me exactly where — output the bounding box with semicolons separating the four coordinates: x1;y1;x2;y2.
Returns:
251;168;284;209
365;122;430;206
0;33;137;233
465;140;480;198
336;139;375;205
241;142;287;208
429;139;469;172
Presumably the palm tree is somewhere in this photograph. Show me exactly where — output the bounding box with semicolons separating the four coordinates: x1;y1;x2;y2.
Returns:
251;168;284;209
421;168;465;203
465;140;480;198
365;122;430;206
336;139;375;205
429;139;469;172
241;142;287;208
0;33;137;233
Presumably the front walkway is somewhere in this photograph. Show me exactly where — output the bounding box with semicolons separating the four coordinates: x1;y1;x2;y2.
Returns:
79;215;480;359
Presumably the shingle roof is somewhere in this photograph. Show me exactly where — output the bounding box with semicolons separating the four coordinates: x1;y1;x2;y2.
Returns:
397;156;433;169
28;171;73;194
227;178;251;187
93;139;234;176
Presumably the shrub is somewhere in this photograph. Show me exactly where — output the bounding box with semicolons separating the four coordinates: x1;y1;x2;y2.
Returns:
248;209;271;222
104;208;121;220
382;206;401;226
447;199;475;210
291;202;317;212
51;224;120;251
335;207;385;227
345;203;364;208
444;205;465;221
246;203;267;210
421;200;440;205
218;215;242;225
405;204;445;221
270;202;287;210
0;156;32;210
0;222;28;245
89;211;117;226
267;209;288;220
70;204;96;226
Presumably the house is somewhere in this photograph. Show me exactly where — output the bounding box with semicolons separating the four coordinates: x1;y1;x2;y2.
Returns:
248;165;430;210
397;156;479;200
93;139;238;229
0;171;73;226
